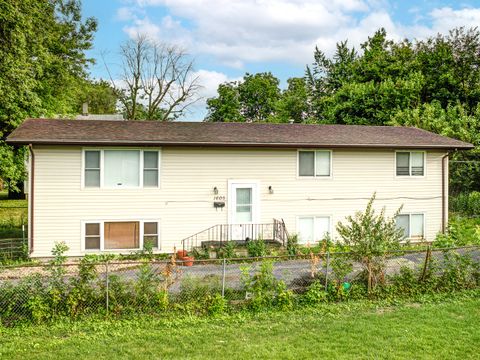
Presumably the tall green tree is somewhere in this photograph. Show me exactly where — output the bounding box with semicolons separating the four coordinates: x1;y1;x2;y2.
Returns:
75;80;118;114
275;77;311;123
206;72;281;122
205;82;242;122
0;0;97;194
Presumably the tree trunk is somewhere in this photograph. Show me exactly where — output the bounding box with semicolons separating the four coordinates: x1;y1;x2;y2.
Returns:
7;181;25;199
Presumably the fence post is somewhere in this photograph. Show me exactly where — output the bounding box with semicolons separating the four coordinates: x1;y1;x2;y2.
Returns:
420;246;431;282
105;261;109;315
221;258;226;298
324;251;330;292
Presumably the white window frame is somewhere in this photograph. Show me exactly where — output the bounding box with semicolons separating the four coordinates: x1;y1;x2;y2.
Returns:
394;150;426;178
80;219;162;252
395;213;426;240
297;149;333;179
296;215;332;244
81;148;161;189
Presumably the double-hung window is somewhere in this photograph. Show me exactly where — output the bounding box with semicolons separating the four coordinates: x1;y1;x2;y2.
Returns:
396;151;424;176
83;220;160;251
83;149;160;188
298;150;331;177
395;214;424;239
297;216;330;244
84;151;101;187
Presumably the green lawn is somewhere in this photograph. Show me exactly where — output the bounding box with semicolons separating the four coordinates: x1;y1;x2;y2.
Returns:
1;296;479;359
0;191;27;238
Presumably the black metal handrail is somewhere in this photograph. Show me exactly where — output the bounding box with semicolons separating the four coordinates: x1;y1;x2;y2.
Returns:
181;219;288;252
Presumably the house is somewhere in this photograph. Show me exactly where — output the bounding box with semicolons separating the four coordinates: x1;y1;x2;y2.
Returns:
6;118;473;257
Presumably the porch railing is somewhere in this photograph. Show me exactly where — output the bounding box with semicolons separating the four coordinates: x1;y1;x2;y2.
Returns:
181;219;288;252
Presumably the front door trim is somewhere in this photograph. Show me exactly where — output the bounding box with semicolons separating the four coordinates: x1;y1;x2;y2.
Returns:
227;180;261;225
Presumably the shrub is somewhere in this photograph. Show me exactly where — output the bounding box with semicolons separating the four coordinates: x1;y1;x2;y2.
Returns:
437;251;479;291
246;238;268;257
302;280;328;305
434;215;480;247
336;193;403;292
450;192;480;216
286;234;300;256
179;275;222;302
240;260;291;310
216;241;237;259
205;293;228;316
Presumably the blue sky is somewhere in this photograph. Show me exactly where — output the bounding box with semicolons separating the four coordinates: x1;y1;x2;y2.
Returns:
82;0;480;120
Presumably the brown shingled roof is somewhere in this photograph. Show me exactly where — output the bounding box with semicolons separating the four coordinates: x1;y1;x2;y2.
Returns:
6;118;474;150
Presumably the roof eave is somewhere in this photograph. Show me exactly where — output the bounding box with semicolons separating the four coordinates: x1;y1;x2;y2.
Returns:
5;138;475;150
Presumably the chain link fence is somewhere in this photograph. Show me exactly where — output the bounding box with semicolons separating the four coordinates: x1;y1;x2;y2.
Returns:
0;246;479;326
0;238;28;261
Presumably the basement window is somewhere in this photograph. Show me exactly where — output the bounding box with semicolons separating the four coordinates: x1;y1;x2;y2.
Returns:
143;222;159;248
396;214;424;239
297;216;330;244
83;220;160;251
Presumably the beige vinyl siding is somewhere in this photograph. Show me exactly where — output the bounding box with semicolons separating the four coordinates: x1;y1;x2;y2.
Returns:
31;146;446;257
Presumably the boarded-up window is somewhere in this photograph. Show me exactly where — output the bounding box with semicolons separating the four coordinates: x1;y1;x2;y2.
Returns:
104;222;139;249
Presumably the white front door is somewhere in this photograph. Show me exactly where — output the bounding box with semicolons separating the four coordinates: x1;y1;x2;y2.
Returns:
229;181;260;240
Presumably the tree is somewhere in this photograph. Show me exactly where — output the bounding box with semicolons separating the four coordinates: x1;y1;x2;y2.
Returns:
336;194;404;293
107;35;201;121
238;73;280;122
275;77;311;123
0;0;97;194
391;102;480;194
75;80;118;114
206;72;281;122
205;82;242;122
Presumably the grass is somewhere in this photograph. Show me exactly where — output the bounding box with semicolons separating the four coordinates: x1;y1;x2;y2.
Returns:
0;190;27;238
0;295;479;359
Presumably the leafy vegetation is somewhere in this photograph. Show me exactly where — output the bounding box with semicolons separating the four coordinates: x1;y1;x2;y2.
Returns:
207;27;480;193
0;294;479;359
246;238;268;257
450;192;480;216
434;215;480;248
336;194;404;292
0;0;111;194
0;237;478;327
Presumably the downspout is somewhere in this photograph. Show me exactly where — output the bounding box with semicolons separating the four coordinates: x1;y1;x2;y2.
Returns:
441;152;450;234
28;144;35;254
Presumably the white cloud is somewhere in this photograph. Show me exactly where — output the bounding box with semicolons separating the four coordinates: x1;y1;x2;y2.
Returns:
123;0;374;67
429;7;480;33
120;1;480;70
183;69;243;120
123;17;161;39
